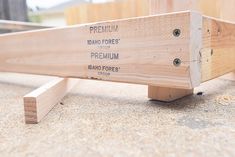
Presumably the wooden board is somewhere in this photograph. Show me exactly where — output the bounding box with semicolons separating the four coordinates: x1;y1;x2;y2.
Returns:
0;11;202;89
0;20;50;31
201;16;235;82
149;0;235;84
24;78;78;124
0;11;234;89
147;0;197;101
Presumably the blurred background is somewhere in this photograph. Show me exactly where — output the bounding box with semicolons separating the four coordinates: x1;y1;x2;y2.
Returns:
1;0;234;30
0;0;148;27
0;0;113;26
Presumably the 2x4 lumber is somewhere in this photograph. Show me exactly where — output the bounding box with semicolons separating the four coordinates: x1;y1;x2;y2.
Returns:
0;11;201;89
24;78;78;124
201;16;235;82
149;0;235;83
0;20;50;31
148;0;234;101
148;0;197;101
0;11;234;89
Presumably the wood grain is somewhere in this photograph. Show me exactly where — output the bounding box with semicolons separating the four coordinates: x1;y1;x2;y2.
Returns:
1;11;233;89
24;78;78;124
201;16;235;82
0;11;201;89
149;0;235;84
147;1;199;101
148;86;193;101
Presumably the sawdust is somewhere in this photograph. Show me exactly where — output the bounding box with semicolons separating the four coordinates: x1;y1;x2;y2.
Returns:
216;95;235;105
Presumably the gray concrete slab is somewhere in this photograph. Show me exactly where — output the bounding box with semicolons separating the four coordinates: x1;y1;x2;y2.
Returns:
0;72;234;157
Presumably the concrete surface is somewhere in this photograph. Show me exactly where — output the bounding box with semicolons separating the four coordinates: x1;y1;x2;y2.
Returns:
0;72;234;157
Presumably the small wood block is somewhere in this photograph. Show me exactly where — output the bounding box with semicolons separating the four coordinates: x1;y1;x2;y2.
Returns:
24;78;78;124
148;86;194;102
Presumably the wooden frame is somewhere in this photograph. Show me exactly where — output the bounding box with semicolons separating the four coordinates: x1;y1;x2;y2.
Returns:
64;0;235;102
0;11;234;123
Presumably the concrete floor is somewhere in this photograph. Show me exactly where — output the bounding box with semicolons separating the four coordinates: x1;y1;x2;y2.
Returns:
0;72;234;157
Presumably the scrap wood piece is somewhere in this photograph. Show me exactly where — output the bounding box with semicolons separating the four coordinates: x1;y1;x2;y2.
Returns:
24;78;78;124
148;86;194;102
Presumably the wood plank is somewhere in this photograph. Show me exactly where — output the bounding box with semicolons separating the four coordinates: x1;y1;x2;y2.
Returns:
201;16;235;82
1;11;234;88
149;0;235;83
0;20;50;31
0;11;201;89
24;78;78;124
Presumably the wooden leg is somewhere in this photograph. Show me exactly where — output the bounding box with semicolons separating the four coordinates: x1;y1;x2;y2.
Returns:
148;86;194;102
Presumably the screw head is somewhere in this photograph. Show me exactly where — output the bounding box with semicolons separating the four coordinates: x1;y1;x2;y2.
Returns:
173;29;181;37
173;58;181;67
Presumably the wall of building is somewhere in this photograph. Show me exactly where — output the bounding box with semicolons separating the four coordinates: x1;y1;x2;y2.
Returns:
0;0;28;21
